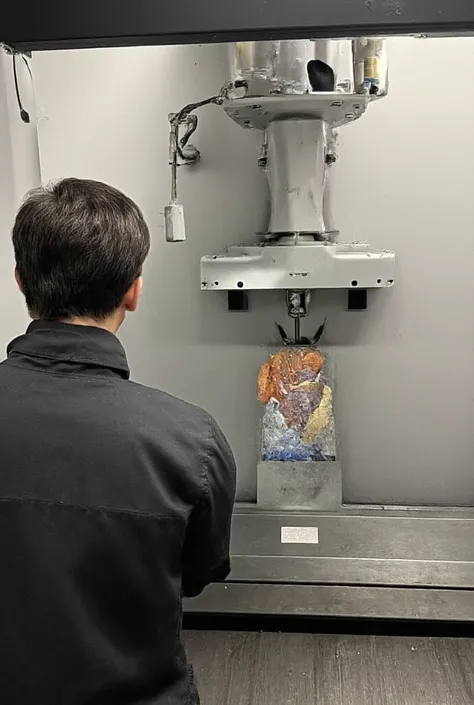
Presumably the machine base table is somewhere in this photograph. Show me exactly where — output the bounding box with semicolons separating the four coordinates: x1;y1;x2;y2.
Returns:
187;504;474;621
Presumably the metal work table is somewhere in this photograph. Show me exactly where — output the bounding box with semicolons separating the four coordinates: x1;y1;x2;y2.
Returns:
187;504;474;621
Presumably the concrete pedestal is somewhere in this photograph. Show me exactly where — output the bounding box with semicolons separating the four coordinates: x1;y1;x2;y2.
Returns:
257;460;342;511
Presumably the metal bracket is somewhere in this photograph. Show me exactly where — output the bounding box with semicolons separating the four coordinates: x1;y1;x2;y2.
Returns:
276;290;327;345
223;93;368;132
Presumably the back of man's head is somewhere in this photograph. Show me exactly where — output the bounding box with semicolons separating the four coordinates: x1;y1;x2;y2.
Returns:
12;178;151;322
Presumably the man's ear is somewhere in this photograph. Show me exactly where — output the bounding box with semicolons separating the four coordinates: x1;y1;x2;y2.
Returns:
14;268;24;293
123;277;143;313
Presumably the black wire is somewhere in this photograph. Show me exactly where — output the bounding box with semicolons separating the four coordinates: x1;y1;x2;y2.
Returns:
12;53;30;123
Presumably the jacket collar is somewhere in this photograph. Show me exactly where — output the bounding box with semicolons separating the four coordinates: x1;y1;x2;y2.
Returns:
7;320;130;380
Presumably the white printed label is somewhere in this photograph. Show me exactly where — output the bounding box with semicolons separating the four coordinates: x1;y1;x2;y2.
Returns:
281;526;319;545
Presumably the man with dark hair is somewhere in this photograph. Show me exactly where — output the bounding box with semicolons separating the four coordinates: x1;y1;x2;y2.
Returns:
0;178;236;704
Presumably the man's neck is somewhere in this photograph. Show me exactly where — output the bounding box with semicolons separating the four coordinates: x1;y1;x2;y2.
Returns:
58;314;123;335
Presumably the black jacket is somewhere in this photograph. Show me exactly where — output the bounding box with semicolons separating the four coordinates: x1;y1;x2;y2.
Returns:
0;321;236;705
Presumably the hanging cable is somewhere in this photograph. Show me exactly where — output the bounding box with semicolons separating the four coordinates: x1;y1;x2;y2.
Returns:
165;79;247;242
1;43;33;124
12;52;30;123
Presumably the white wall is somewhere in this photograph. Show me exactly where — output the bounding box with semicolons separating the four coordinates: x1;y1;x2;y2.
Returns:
33;38;474;506
0;49;41;349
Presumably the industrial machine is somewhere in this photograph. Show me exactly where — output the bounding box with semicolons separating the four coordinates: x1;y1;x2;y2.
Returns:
165;39;395;342
2;1;474;622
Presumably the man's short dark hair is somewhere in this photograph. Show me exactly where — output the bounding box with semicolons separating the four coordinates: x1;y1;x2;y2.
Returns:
12;178;151;320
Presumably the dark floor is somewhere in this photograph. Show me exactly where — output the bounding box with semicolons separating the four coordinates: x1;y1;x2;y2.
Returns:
185;629;474;705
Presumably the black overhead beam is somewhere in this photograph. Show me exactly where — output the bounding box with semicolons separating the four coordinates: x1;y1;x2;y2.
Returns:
1;0;474;52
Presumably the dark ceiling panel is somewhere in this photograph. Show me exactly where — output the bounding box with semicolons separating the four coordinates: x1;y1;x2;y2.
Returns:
2;0;474;52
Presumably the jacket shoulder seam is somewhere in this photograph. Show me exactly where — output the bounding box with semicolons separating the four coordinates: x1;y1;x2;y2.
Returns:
198;414;216;502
